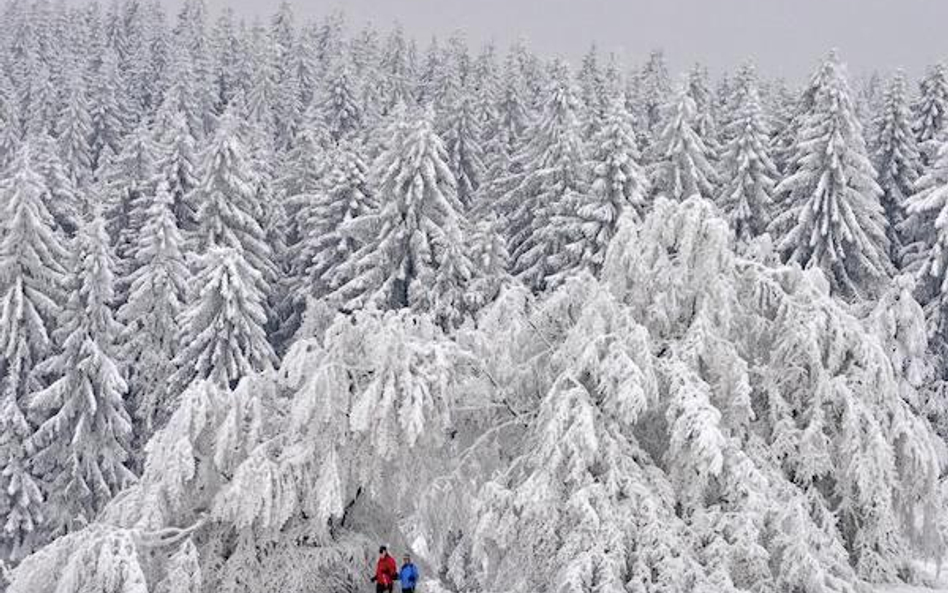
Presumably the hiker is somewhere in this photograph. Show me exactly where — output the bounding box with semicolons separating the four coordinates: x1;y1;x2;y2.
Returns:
398;554;419;593
371;546;399;593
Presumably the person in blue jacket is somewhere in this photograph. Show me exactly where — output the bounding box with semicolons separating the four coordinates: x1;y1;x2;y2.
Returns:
397;554;419;593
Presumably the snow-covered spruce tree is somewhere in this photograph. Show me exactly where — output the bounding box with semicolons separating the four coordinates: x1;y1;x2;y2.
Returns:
30;133;82;238
331;109;473;327
493;47;531;159
101;121;158;278
171;246;275;392
56;71;93;190
718;72;778;243
191;105;275;294
0;145;69;560
554;96;648;277
277;106;331;256
873;72;921;265
441;89;486;210
687;63;721;156
29;212;134;536
466;213;510;310
640;49;672;139
649;80;718;201
576;44;606;138
89;47;131;172
117;181;189;436
292;140;374;308
903;138;948;352
320;61;362;143
914;63;948;165
502;60;587;292
769;53;892;299
151;109;200;235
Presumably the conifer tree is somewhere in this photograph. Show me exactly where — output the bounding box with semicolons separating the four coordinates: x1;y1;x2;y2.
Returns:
331;110;471;318
494;48;530;158
687;63;720;154
29;213;134;533
914;63;948;165
192;106;274;293
903;138;948;344
577;44;606;137
31;133;82;238
467;213;510;309
649;82;718;201
321;61;362;143
873;72;921;265
117;182;188;434
172;246;275;391
102;122;158;276
278;108;330;250
556;97;648;276
0;145;69;558
294;140;374;304
89;48;130;172
503;60;587;291
769;53;891;298
719;72;778;243
152;109;200;234
442;90;486;210
640;49;672;138
56;71;93;190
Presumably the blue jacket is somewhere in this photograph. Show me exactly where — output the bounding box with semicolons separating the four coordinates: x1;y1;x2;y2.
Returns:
399;563;419;589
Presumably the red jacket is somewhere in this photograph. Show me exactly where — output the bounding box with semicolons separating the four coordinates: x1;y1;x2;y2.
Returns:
376;555;398;586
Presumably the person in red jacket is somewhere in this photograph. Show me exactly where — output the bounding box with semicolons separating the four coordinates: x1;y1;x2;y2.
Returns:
371;546;399;593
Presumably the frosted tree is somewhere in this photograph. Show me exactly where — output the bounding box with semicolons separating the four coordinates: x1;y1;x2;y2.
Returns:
20;59;57;139
117;182;188;435
640;49;672;138
331;110;472;322
577;44;606;137
873;72;921;265
914;63;948;165
29;213;134;534
0;145;69;559
192;106;274;293
270;7;303;151
89;48;131;171
172;246;276;392
102;122;158;277
152;110;200;234
904;139;948;342
321;62;362;143
769;53;891;299
441;90;486;210
466;214;510;310
718;73;778;243
555;97;648;277
293;140;374;305
687;63;720;154
649;82;718;201
56;71;93;190
278;108;330;248
30;133;82;238
503;60;587;291
493;47;531;158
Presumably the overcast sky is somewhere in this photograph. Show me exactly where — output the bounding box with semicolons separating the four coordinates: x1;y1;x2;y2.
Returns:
198;0;946;82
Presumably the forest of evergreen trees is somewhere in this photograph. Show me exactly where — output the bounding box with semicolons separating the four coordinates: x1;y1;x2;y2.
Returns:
2;1;948;592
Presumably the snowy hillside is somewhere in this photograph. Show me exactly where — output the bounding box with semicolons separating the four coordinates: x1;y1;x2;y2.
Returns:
1;1;948;592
